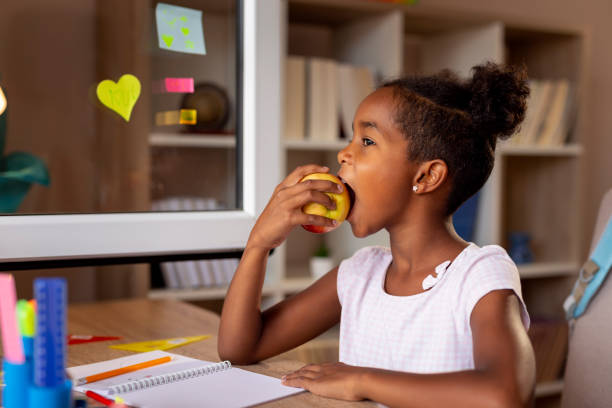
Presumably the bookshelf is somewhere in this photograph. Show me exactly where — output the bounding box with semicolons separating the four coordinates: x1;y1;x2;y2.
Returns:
148;1;585;401
277;0;585;402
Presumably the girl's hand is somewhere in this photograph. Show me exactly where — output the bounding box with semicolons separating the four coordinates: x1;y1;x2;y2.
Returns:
281;362;366;401
247;164;341;250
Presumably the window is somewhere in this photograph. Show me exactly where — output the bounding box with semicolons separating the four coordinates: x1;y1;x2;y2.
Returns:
0;1;281;262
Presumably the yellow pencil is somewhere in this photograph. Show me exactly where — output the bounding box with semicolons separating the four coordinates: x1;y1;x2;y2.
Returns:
76;355;172;385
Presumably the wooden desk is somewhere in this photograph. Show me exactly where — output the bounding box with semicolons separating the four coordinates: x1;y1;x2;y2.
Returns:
68;299;374;407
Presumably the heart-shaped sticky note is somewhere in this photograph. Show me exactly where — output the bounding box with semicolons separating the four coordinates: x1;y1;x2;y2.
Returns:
96;74;141;122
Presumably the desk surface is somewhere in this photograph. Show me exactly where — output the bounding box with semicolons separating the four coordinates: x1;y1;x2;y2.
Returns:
67;299;373;407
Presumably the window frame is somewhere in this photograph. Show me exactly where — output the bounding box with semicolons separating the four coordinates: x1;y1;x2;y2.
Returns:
0;0;282;263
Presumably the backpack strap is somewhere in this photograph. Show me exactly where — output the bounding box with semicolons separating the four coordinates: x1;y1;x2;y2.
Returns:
564;217;612;321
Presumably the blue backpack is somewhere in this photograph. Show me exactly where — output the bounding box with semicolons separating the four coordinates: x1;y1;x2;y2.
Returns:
564;216;612;321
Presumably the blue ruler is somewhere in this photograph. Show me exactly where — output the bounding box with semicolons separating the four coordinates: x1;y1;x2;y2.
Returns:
33;278;67;387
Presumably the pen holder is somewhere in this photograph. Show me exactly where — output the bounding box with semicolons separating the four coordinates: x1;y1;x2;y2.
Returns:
29;378;72;408
2;358;32;408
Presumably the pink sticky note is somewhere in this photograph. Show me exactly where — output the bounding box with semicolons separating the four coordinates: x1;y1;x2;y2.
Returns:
165;77;194;93
0;274;25;363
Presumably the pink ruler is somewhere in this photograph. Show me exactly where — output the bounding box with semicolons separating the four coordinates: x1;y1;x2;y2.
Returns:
0;274;25;363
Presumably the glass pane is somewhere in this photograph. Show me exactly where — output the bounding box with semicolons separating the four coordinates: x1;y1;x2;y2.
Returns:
0;0;240;215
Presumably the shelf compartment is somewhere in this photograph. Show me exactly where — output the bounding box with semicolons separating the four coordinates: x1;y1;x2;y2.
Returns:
502;155;581;264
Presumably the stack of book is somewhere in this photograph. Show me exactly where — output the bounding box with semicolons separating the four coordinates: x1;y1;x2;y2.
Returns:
151;197;239;289
509;79;576;147
284;56;375;142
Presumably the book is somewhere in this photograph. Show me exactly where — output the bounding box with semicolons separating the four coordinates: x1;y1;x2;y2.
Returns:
197;260;214;287
68;350;303;408
514;80;555;146
537;79;571;146
337;64;375;139
284;56;306;140
510;79;539;145
452;191;480;241
307;58;339;142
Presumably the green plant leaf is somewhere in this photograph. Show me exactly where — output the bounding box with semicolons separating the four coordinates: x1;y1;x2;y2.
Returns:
314;243;330;257
0;178;32;213
0;151;50;185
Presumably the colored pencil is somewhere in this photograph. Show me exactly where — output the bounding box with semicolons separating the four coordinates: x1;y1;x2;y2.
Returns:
85;390;114;406
76;355;172;385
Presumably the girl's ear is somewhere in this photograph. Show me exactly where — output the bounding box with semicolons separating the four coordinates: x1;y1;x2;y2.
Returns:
412;159;448;194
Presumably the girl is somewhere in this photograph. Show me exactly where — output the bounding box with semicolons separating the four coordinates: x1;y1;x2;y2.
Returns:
219;62;535;407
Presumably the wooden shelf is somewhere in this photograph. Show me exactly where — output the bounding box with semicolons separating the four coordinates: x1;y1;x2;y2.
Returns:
518;262;579;279
535;379;564;398
148;277;315;301
149;133;236;148
499;143;583;157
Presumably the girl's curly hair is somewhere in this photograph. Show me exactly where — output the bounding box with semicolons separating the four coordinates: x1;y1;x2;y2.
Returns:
381;62;530;215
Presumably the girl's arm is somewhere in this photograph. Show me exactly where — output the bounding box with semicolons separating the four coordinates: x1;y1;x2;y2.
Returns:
283;290;536;408
218;164;343;364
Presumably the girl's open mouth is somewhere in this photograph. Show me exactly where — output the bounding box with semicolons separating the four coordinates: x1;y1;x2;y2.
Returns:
338;176;356;219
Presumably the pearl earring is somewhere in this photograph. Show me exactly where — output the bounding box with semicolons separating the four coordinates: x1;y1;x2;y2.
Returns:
412;185;418;192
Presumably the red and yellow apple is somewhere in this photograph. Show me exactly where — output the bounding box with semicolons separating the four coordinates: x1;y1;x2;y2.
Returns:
300;173;351;233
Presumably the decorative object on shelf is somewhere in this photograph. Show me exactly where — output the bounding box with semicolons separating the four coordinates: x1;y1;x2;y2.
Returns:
0;85;50;213
508;232;534;265
96;73;141;122
310;243;334;280
180;82;230;133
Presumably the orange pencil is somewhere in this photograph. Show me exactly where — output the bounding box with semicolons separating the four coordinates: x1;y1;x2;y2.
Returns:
76;355;172;385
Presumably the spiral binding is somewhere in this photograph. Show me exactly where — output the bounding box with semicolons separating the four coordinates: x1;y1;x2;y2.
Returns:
107;360;232;395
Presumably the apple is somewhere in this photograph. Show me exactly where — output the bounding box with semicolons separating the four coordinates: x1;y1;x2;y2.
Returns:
300;173;351;233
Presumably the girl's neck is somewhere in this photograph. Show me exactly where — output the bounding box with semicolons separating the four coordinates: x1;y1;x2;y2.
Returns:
387;214;468;278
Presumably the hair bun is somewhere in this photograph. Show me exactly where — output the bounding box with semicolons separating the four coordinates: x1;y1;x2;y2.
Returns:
468;62;529;142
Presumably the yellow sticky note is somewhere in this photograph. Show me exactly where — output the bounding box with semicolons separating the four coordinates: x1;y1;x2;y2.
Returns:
179;109;197;125
155;110;180;126
96;74;141;122
109;335;210;352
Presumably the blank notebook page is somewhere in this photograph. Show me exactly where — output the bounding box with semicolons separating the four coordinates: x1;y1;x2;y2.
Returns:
67;350;304;408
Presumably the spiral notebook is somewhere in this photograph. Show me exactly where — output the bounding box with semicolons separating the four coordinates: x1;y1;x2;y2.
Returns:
67;350;303;408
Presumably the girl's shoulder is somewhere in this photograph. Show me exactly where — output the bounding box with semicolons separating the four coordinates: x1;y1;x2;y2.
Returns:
458;243;517;274
452;243;530;328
